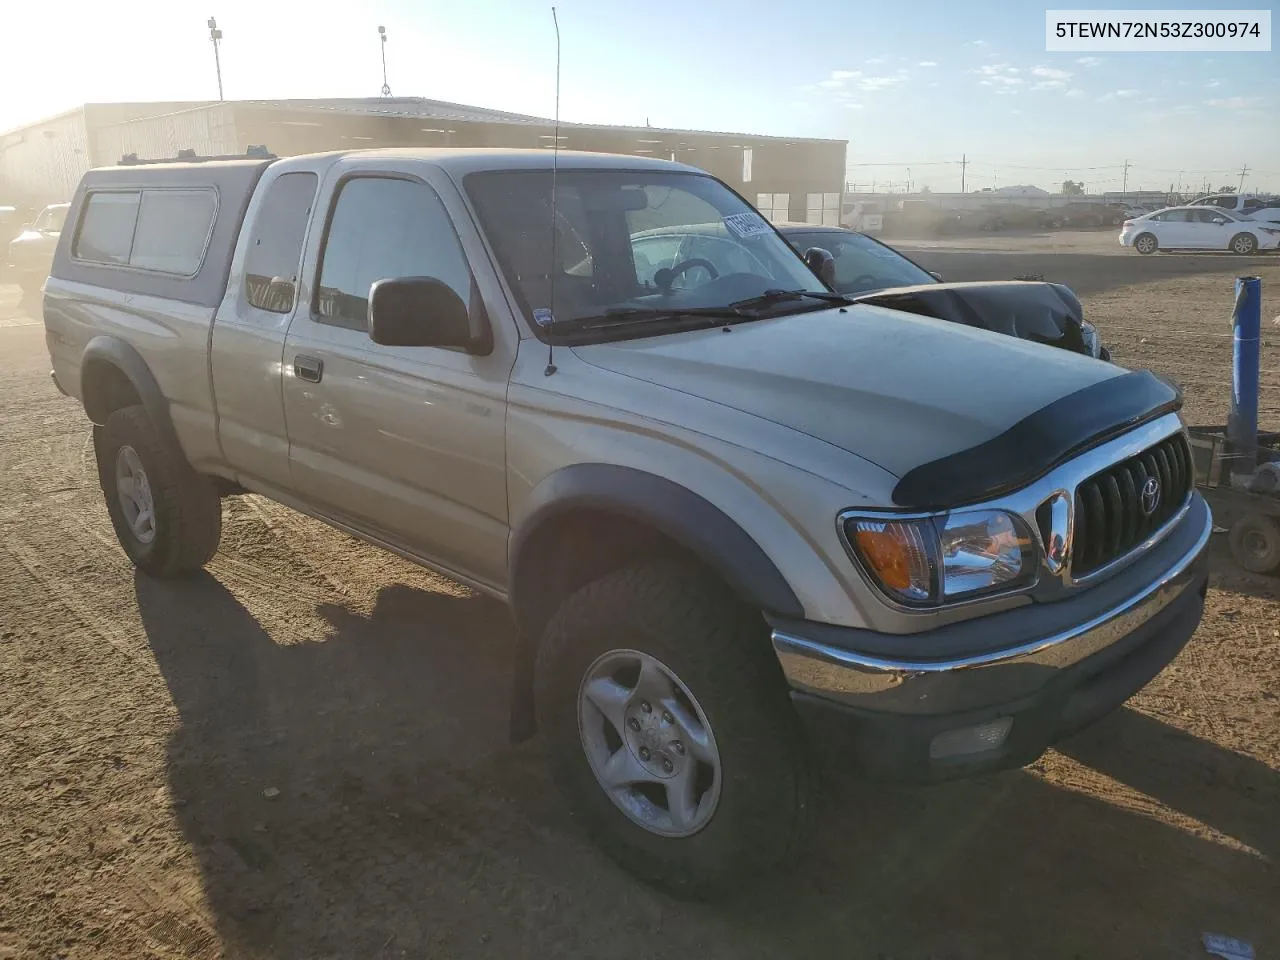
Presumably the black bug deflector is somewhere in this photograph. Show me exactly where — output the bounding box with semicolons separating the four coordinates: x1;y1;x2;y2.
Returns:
892;369;1183;509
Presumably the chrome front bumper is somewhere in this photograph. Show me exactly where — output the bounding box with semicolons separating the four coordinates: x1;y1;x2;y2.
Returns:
772;496;1212;715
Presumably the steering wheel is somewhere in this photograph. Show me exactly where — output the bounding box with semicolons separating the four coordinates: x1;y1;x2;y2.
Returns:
654;257;719;293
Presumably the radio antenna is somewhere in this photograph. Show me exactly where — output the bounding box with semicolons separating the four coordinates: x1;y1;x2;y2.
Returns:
544;5;561;376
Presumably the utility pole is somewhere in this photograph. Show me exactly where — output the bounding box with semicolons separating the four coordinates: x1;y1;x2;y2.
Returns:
1121;158;1131;196
1237;164;1249;193
379;25;392;97
207;17;224;101
960;153;967;193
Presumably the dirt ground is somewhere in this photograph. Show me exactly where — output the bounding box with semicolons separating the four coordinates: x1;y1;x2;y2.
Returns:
2;246;1279;960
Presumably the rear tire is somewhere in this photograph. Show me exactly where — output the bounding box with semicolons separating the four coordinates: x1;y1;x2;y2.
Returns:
94;405;222;577
1134;232;1158;255
534;559;814;898
1229;514;1280;575
1229;232;1258;255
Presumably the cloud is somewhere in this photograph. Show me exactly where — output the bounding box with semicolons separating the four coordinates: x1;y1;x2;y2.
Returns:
1206;96;1263;109
1031;66;1072;80
830;70;860;80
1206;78;1222;88
858;75;906;91
1097;89;1139;101
865;56;887;65
968;39;988;46
974;65;1024;87
818;79;844;88
1065;88;1085;98
918;61;938;67
844;102;865;110
1075;56;1103;66
1032;79;1067;91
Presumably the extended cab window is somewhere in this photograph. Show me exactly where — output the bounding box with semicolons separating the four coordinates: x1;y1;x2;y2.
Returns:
315;177;471;332
73;188;217;275
244;172;318;313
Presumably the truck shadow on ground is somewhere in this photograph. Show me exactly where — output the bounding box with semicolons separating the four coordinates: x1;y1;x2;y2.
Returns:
135;571;1280;960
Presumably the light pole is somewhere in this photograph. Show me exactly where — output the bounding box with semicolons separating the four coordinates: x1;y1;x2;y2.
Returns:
207;17;224;100
379;26;392;97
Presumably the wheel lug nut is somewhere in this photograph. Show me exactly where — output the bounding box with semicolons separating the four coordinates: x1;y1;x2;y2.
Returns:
662;711;674;724
627;717;640;732
639;747;651;761
672;741;685;756
640;701;652;714
662;757;674;773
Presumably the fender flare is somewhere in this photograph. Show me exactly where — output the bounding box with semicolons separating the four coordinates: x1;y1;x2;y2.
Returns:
80;335;183;454
509;463;804;625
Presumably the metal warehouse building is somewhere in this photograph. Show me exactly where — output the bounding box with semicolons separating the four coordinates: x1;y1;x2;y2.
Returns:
0;98;847;225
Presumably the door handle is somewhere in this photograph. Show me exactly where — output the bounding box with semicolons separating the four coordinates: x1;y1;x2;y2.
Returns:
294;355;324;383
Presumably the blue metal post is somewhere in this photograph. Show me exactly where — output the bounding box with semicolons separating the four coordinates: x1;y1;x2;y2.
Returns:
1227;275;1262;476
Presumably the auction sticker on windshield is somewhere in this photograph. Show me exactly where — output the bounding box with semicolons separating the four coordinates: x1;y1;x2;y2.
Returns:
723;212;773;239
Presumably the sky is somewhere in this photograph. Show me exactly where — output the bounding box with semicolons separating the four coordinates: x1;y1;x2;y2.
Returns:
2;0;1277;193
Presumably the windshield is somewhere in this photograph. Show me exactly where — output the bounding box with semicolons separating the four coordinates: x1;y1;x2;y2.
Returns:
786;230;936;295
33;206;67;233
464;169;825;331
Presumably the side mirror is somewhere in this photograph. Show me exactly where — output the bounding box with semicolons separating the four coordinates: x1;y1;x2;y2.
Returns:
803;246;837;287
368;276;482;352
929;271;943;281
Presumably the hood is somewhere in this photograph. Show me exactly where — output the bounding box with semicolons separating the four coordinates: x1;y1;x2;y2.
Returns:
848;280;1092;355
572;303;1121;480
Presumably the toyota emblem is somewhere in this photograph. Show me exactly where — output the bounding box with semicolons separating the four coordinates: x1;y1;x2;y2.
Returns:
1140;476;1161;516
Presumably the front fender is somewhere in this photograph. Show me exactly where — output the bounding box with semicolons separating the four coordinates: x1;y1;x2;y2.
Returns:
509;463;804;622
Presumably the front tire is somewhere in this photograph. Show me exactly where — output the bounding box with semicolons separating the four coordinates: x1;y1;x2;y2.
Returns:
1230;232;1258;255
94;405;222;577
1134;232;1158;255
534;559;813;897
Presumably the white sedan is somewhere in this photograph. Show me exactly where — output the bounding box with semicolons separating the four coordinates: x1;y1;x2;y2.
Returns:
1120;206;1280;255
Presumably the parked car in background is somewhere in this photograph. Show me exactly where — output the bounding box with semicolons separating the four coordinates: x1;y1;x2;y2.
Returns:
775;223;1110;359
0;205;25;249
1187;193;1280;223
6;202;69;296
1120;205;1280;255
1045;202;1127;229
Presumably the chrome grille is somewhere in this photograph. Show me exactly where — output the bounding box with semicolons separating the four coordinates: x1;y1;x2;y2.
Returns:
1071;433;1192;577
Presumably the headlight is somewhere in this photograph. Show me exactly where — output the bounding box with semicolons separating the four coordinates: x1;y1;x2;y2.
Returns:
1080;319;1101;358
845;510;1037;607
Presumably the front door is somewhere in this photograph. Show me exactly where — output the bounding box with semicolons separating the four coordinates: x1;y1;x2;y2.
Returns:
281;173;512;589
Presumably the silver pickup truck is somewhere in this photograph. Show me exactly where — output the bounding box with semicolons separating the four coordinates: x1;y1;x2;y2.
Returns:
44;148;1211;896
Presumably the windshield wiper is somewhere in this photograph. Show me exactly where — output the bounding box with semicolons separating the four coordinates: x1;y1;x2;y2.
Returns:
554;305;751;329
730;288;855;310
